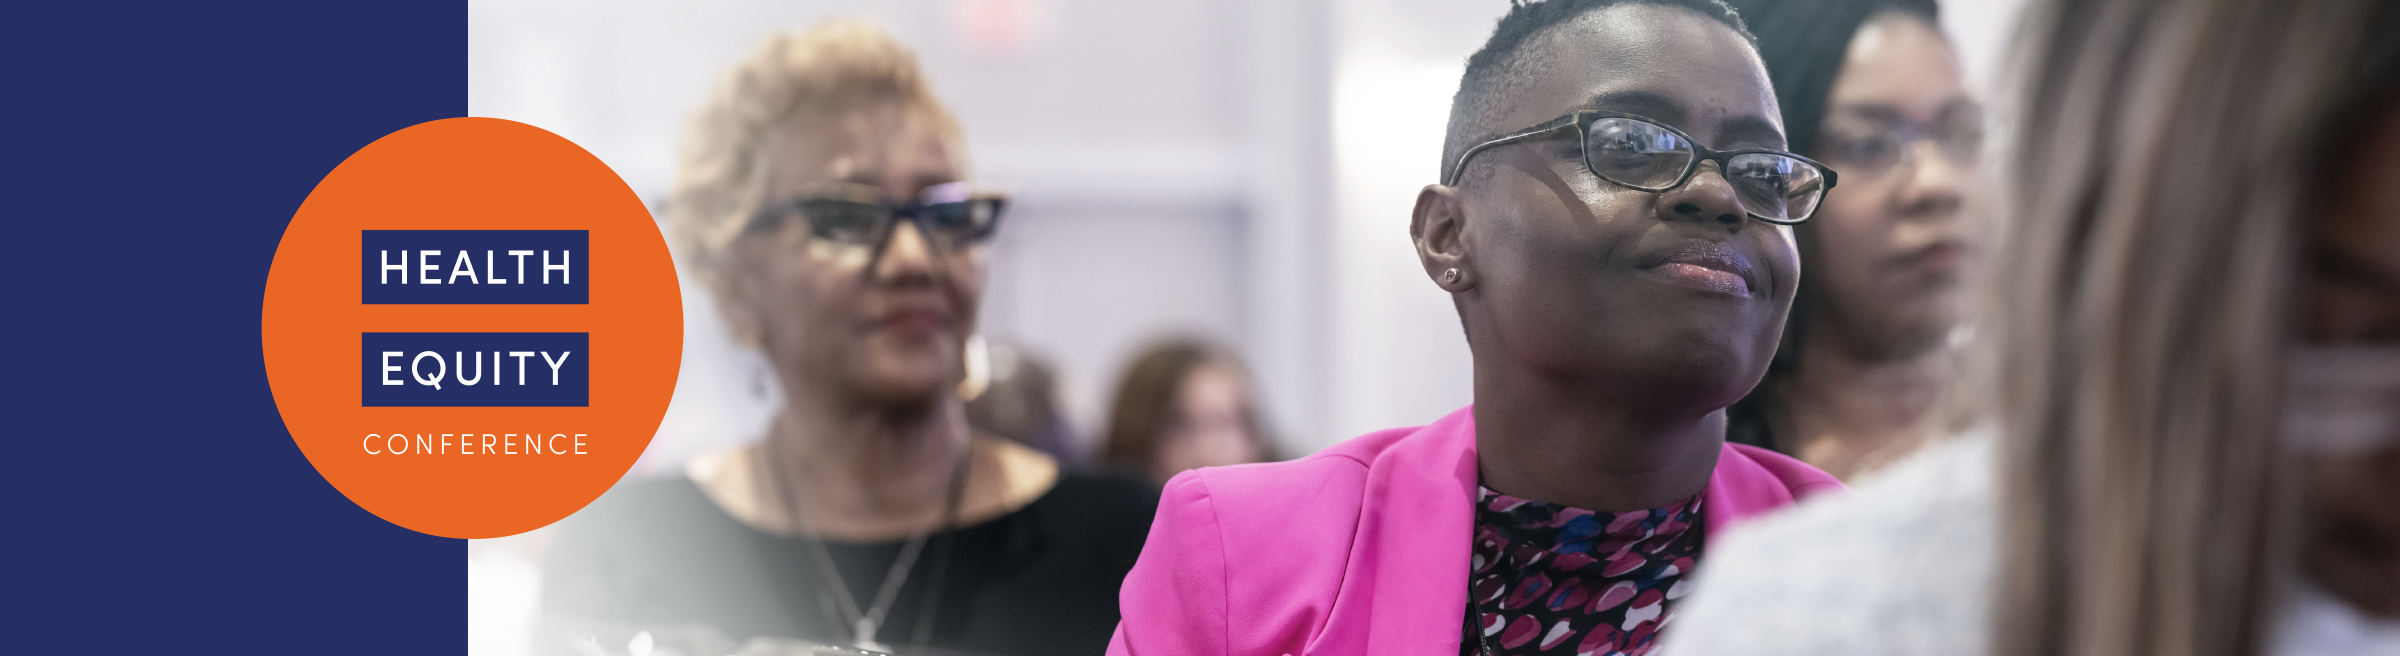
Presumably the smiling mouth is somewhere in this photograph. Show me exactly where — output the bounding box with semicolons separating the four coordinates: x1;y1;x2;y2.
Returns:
1897;239;1969;274
1643;242;1756;297
878;308;952;334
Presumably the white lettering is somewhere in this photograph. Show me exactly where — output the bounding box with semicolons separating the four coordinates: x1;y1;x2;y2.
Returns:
419;250;442;284
509;250;533;284
381;351;404;385
454;351;482;386
380;250;407;284
448;250;478;284
411;351;445;390
510;352;535;385
486;250;507;284
364;434;382;454
542;351;571;385
543;250;570;284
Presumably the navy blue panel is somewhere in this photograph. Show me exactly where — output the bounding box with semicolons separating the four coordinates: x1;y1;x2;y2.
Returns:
8;1;467;653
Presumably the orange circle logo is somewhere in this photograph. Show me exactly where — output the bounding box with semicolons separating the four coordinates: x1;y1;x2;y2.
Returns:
262;117;681;538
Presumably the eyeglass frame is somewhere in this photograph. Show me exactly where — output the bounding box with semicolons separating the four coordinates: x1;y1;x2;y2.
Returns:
1442;110;1839;225
743;180;1009;256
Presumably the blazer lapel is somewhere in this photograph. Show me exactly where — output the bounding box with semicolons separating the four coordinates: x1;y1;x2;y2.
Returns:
1701;443;1797;544
1312;406;1481;655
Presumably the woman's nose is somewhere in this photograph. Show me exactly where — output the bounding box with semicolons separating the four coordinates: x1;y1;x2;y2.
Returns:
1657;161;1748;232
1894;140;1968;221
872;219;941;281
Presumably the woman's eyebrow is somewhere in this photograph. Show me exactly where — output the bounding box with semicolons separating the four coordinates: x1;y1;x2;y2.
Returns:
1827;103;1908;125
1938;97;1986;122
1581;89;1687;124
1717;114;1787;149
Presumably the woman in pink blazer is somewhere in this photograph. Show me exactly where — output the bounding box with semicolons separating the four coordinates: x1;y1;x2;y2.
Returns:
1110;2;1844;654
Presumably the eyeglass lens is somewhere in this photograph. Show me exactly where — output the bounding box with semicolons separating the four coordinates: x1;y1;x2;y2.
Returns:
778;182;1002;249
1816;122;1982;180
1582;117;1826;223
1584;118;1696;188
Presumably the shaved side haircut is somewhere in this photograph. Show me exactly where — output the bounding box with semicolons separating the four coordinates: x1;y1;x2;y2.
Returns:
1443;0;1757;183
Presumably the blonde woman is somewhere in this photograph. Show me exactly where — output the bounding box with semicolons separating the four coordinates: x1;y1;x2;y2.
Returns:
1660;0;2400;654
539;22;1156;656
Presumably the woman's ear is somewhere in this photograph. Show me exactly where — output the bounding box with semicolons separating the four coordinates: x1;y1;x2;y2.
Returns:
712;248;770;349
1413;184;1473;292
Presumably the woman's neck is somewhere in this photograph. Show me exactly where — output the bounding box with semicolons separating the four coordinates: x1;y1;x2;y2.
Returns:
1771;327;1951;480
767;381;972;540
1472;365;1726;513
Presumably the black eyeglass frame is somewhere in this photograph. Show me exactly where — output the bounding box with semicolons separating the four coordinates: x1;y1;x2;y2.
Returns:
744;181;1009;251
1442;110;1839;225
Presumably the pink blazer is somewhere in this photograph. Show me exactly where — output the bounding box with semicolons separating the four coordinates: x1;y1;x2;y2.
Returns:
1107;405;1843;656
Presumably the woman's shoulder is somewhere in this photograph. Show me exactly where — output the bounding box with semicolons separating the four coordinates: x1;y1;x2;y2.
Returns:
558;474;725;531
1661;433;2001;656
545;475;755;567
540;475;781;621
1136;417;1468;567
1155;428;1409;520
1170;413;1468;508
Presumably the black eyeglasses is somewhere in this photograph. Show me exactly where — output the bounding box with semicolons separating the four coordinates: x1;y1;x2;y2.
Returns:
1444;110;1838;225
1813;117;1984;181
747;181;1007;250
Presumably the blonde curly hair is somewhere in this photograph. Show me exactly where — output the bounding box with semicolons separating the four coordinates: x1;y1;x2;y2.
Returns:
668;19;962;309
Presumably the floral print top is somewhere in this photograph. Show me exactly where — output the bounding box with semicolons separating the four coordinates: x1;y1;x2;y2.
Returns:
1462;486;1704;656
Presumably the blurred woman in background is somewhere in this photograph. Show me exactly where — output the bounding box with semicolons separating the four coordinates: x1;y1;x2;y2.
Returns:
1661;0;2400;654
1099;338;1274;485
540;21;1156;656
1721;0;1984;481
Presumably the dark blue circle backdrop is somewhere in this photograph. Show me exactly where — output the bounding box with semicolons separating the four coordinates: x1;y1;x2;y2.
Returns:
8;2;464;651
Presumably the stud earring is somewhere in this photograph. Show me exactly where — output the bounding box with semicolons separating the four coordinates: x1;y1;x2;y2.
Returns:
1442;268;1462;284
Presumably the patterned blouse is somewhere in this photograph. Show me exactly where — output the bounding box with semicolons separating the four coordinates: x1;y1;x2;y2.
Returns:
1462;486;1704;656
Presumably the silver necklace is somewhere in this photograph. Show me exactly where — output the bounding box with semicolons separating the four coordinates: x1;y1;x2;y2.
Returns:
767;437;970;653
1469;605;1497;656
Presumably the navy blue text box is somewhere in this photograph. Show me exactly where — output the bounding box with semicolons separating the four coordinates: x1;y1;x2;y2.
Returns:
362;333;589;407
361;230;588;304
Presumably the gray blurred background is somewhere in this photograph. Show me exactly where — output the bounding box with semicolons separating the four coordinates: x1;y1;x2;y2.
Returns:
466;0;2019;652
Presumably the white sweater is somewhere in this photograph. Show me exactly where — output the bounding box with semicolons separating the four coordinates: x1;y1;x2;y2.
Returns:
1659;433;2400;656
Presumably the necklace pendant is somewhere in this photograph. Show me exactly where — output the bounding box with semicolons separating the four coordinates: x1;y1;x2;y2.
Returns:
853;617;890;653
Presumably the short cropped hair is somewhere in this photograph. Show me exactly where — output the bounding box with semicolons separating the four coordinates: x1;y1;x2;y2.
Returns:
668;19;961;303
1443;0;1755;182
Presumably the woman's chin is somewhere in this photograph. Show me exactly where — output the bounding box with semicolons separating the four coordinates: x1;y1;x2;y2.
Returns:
850;361;962;402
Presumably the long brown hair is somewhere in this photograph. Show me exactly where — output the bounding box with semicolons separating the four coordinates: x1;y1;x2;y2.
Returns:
1101;339;1269;480
1990;1;2394;655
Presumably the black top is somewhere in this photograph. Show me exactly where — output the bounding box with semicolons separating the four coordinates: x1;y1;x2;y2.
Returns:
540;471;1159;656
